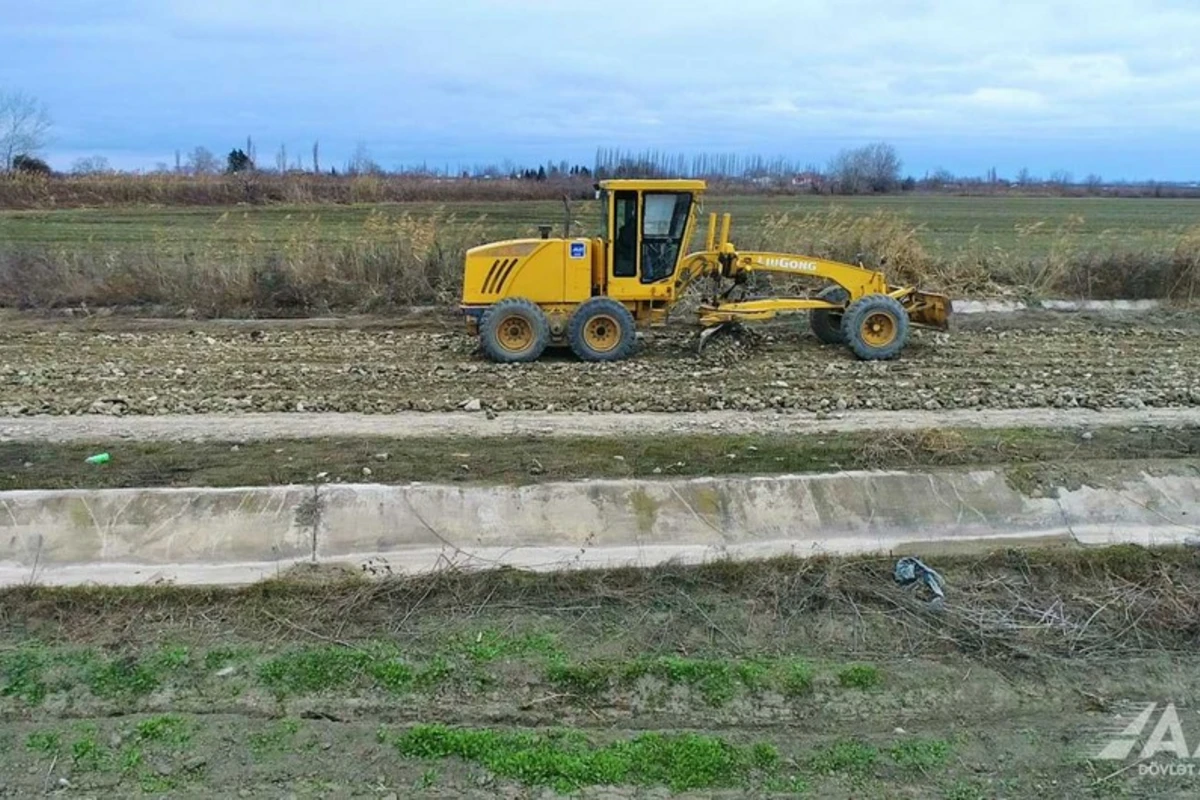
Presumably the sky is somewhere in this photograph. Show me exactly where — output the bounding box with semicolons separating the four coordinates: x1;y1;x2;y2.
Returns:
2;0;1199;181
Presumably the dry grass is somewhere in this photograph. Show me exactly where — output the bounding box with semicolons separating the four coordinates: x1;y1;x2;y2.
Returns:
743;208;1200;302
4;547;1199;661
2;198;1199;315
0;209;489;315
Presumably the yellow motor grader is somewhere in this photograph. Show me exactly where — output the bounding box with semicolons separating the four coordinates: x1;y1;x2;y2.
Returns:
459;179;950;362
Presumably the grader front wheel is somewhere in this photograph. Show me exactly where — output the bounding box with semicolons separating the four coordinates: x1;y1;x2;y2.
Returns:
841;294;910;360
569;297;637;362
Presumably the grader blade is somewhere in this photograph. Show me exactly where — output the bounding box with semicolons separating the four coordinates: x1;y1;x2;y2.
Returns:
905;290;953;331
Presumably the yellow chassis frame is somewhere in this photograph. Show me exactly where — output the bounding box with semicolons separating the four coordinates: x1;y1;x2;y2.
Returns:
678;214;951;331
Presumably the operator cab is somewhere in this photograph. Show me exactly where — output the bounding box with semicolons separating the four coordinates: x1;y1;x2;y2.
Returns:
595;180;704;293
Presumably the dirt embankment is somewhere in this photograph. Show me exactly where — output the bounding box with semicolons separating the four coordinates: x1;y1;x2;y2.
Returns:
1;549;1199;798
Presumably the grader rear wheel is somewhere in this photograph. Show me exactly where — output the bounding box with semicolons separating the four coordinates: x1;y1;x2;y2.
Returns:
809;285;849;345
841;294;910;360
479;297;550;362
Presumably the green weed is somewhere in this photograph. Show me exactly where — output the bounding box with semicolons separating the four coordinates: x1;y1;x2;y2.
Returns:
889;738;952;771
764;775;811;793
393;724;785;793
808;739;878;776
837;663;882;690
136;715;191;746
735;659;771;692
119;746;144;773
139;774;181;793
204;646;252;671
148;645;191;671
257;645;422;695
86;656;162;698
750;742;781;770
414;656;454;689
549;655;820;705
0;649;47;705
417;768;440;789
622;656;739;706
943;779;988;800
457;629;564;663
27;730;62;756
780;660;815;697
368;659;415;692
249;719;302;759
545;663;614;696
71;731;108;771
258;646;370;694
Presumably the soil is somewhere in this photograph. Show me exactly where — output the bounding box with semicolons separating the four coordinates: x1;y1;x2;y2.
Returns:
4;408;1200;445
2;426;1198;491
1;311;1198;421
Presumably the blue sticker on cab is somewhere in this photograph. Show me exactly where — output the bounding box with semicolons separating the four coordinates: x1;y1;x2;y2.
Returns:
569;242;586;259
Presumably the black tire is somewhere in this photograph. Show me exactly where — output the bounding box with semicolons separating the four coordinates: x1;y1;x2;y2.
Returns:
568;297;637;362
841;294;910;360
479;297;550;362
810;285;849;345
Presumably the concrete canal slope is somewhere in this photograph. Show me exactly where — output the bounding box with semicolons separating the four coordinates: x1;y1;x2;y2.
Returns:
2;467;1198;586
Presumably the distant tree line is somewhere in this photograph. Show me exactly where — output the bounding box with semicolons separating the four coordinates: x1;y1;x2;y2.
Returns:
3;89;1199;198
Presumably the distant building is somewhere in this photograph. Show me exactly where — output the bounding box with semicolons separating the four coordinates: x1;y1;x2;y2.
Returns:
790;171;824;190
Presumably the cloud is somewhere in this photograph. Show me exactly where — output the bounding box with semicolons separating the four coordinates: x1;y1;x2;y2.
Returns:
2;0;1198;178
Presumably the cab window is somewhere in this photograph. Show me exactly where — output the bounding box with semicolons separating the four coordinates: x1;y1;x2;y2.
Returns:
640;192;690;283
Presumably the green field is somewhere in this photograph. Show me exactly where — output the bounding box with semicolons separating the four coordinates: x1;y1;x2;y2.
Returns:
3;194;1197;258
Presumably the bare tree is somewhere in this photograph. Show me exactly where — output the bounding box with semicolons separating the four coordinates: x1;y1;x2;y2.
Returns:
860;143;902;192
925;167;956;189
0;90;52;174
275;143;288;173
347;141;380;175
312;140;320;173
826;149;864;193
826;142;901;194
186;146;219;175
70;155;112;175
1048;169;1074;187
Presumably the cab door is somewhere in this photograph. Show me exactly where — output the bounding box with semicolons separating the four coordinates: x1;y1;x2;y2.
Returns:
605;190;692;302
605;189;641;300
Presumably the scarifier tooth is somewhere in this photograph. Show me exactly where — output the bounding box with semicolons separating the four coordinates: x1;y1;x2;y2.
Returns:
696;324;728;354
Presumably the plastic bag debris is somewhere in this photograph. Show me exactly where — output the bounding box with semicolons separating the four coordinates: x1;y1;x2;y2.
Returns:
894;556;945;609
